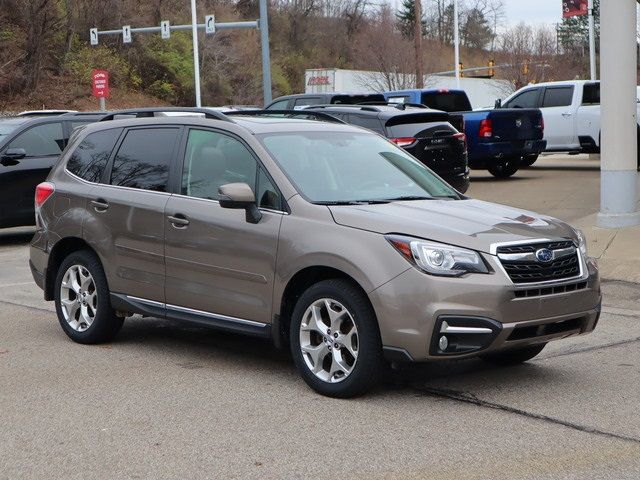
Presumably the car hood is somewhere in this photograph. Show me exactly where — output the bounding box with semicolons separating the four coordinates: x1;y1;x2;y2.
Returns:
328;199;576;254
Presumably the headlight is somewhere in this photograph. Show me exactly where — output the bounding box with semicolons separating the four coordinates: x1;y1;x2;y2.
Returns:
386;235;488;276
573;228;588;256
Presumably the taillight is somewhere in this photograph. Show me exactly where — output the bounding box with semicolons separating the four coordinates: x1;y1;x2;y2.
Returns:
390;137;417;148
453;132;467;150
478;118;493;138
35;182;55;207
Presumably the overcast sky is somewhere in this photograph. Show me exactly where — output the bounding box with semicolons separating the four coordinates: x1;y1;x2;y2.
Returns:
502;0;562;27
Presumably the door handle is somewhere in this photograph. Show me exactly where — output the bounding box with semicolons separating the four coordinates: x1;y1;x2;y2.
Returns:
561;112;573;117
90;199;109;212
168;214;190;228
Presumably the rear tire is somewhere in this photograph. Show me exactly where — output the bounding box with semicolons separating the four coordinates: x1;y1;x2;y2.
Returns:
481;343;546;366
54;250;123;344
487;157;520;178
521;154;539;167
290;279;384;398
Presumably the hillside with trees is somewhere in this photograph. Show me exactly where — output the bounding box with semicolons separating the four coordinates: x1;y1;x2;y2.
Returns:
0;0;599;110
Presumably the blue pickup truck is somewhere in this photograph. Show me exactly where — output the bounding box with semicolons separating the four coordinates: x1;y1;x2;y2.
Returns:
383;89;546;177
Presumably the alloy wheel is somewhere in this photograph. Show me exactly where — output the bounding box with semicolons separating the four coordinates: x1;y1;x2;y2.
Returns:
299;298;359;383
60;264;98;332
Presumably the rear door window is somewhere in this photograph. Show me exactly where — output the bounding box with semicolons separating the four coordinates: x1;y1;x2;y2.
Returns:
109;128;179;192
504;88;541;109
7;122;64;156
420;92;472;112
386;123;454;138
387;96;410;104
67;128;122;183
542;87;574;108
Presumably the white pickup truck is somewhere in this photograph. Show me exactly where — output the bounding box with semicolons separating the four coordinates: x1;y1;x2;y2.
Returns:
499;80;640;166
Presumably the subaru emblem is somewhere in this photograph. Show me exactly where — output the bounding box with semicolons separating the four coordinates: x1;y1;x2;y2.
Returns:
535;248;554;263
515;119;522;128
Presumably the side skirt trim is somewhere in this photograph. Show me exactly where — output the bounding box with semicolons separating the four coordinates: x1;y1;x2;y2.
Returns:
109;293;271;338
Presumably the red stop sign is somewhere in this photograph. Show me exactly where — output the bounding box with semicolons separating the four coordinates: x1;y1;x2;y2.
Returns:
91;70;110;98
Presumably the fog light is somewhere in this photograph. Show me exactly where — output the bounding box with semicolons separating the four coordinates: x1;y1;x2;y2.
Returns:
438;335;449;351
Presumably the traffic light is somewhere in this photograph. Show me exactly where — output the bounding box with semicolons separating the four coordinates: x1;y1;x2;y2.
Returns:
488;59;495;77
459;63;464;78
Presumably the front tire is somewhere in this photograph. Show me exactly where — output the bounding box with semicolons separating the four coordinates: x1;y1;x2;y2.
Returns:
487;157;520;178
481;343;546;365
54;250;123;344
290;279;384;398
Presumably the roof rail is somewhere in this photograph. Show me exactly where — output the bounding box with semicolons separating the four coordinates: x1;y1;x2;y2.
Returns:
357;101;429;110
61;111;108;117
225;109;346;124
98;107;233;123
304;104;381;113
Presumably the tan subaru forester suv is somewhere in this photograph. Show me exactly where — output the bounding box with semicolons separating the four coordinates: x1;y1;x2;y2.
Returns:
29;108;601;397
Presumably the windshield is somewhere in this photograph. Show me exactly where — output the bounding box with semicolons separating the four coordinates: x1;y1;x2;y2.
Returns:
0;119;25;138
258;131;458;204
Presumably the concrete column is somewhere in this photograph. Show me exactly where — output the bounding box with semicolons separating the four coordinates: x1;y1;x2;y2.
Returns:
598;0;640;228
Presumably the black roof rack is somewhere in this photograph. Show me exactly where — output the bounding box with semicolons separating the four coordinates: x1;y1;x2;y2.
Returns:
356;101;429;110
225;109;346;124
303;104;382;113
98;107;233;123
62;111;108;117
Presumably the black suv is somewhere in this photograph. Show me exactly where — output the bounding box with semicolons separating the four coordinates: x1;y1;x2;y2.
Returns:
305;104;469;193
0;112;104;228
265;93;386;110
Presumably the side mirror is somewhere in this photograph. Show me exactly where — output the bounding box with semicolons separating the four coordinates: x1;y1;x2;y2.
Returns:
494;99;502;109
1;148;26;164
218;182;262;224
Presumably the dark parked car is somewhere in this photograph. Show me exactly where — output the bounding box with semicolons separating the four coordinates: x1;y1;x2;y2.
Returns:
305;104;469;193
384;89;546;178
265;92;386;110
0;112;104;228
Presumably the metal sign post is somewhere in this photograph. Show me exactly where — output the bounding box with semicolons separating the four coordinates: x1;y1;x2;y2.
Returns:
453;0;460;89
90;2;272;107
588;0;596;80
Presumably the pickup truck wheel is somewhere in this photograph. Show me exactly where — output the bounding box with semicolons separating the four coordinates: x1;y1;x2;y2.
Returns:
487;157;520;178
481;343;546;365
521;154;539;167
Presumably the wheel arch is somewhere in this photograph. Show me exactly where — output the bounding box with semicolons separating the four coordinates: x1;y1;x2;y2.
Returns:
44;237;101;301
273;265;376;349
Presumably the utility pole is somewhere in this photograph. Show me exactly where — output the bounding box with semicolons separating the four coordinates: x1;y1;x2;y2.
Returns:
414;0;424;88
259;0;272;104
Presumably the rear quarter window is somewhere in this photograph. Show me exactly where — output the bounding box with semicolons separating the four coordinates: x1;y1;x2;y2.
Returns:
67;128;122;183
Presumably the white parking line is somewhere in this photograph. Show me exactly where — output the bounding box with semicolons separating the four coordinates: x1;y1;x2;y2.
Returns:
0;281;35;287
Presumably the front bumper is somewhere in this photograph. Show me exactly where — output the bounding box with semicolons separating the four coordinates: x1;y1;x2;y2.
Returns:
369;253;601;362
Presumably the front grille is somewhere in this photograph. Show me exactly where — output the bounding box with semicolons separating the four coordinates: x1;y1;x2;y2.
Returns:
514;281;588;298
497;240;580;284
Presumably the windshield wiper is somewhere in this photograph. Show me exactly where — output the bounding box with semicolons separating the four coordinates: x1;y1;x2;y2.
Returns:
383;195;435;201
319;200;390;205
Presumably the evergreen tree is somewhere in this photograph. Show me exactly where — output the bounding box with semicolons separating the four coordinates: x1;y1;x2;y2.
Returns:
557;0;599;55
397;0;427;38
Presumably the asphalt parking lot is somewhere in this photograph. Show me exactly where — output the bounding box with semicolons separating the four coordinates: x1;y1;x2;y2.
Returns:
1;155;639;479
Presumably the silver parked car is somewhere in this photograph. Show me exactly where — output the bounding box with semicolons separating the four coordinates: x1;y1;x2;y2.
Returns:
29;108;601;397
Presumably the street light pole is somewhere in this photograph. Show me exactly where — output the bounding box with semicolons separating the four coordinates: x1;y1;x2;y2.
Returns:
190;0;202;107
259;0;272;105
588;0;596;80
453;0;460;88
